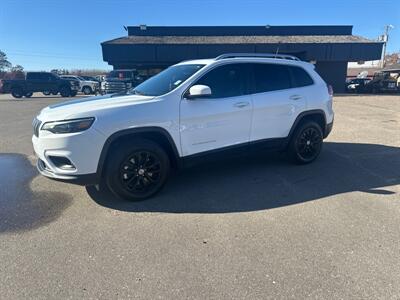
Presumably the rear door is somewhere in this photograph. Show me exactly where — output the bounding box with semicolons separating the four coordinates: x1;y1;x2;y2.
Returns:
249;63;309;141
26;73;54;92
180;63;253;156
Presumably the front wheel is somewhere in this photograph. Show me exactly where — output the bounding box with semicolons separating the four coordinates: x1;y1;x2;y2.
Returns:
60;86;71;97
105;139;170;201
82;86;92;95
287;121;323;164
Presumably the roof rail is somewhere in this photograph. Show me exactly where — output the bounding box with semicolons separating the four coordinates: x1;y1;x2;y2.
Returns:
215;53;300;61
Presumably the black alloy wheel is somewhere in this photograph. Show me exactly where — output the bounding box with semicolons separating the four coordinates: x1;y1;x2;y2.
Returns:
105;139;170;201
119;151;162;194
288;121;323;164
295;126;322;162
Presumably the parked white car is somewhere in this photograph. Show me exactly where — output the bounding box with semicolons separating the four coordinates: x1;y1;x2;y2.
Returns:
33;53;334;201
60;75;99;95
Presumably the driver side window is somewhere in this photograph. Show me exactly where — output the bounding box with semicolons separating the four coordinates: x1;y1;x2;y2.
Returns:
195;64;248;98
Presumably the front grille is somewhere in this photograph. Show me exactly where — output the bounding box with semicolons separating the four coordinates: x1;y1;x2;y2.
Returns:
32;117;42;137
103;81;127;91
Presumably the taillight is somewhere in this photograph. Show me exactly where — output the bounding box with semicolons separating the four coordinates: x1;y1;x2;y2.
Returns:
327;84;333;97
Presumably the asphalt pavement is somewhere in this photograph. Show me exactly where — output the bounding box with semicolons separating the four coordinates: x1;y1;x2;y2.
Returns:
0;93;399;299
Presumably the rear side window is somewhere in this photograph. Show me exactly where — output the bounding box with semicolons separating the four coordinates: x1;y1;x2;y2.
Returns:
252;63;292;93
289;66;314;87
28;73;42;80
195;64;248;98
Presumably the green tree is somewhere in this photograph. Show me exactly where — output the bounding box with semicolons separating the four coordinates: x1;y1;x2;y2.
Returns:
0;50;11;72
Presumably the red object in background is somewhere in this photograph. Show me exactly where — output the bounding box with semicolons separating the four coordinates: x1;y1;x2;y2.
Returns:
119;72;124;79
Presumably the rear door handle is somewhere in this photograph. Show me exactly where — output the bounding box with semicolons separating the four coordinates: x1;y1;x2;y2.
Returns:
290;95;302;101
234;101;250;108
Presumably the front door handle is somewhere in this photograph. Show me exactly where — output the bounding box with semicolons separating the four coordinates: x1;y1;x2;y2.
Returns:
290;95;302;101
234;101;250;108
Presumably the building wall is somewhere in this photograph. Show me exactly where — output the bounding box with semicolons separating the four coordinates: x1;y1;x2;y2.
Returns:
315;61;348;93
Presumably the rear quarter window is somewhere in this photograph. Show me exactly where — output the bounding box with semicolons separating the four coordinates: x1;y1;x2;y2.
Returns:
289;66;314;87
252;63;292;93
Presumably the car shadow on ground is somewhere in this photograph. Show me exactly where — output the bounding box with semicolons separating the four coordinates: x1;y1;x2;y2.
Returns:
87;142;400;213
0;154;73;233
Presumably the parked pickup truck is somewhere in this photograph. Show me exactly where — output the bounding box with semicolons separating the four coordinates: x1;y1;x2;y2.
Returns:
364;69;400;93
0;72;80;98
100;69;146;95
61;75;99;95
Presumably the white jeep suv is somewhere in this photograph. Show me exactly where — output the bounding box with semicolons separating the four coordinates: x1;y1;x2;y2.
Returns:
32;53;334;200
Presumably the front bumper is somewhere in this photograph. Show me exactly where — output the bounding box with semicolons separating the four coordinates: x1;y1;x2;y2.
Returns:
32;127;105;185
37;158;98;185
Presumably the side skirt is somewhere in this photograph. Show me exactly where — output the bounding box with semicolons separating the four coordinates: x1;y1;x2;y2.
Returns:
181;138;287;168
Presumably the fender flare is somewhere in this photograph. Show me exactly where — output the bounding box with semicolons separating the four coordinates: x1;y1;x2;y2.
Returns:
286;109;328;142
96;126;181;176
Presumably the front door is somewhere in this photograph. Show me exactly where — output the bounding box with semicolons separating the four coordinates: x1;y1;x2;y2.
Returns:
180;63;253;156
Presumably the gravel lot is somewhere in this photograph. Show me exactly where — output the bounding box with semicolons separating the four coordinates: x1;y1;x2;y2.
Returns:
0;93;399;299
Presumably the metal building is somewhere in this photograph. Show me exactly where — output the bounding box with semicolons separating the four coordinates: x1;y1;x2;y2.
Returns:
101;25;383;92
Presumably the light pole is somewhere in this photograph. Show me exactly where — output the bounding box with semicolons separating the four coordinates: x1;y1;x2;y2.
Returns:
380;25;394;68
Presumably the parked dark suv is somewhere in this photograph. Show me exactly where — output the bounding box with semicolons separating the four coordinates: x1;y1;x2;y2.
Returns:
0;72;80;98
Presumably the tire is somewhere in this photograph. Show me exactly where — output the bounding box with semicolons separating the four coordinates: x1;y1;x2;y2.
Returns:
70;91;78;97
60;86;71;97
24;92;33;98
11;87;24;98
82;86;92;95
287;121;323;164
43;91;51;96
105;139;170;201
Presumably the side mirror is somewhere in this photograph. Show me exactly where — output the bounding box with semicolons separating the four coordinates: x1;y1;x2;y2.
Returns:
187;85;212;99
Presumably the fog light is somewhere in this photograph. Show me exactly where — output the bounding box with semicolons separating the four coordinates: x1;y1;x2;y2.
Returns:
48;156;76;170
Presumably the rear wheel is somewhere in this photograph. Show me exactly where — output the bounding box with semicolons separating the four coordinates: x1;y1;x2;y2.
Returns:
105;139;170;201
11;87;24;98
287;121;323;164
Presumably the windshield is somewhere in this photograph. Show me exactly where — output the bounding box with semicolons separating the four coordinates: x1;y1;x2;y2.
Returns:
130;64;205;97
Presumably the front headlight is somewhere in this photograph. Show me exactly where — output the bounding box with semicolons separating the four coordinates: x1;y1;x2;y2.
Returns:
41;117;95;134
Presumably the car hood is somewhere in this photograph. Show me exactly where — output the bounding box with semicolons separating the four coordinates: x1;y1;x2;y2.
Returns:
38;93;155;121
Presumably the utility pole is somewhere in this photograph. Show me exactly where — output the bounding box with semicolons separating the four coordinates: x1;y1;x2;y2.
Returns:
380;25;394;68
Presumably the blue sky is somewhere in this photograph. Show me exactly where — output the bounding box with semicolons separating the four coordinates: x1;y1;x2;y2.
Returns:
0;0;399;71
